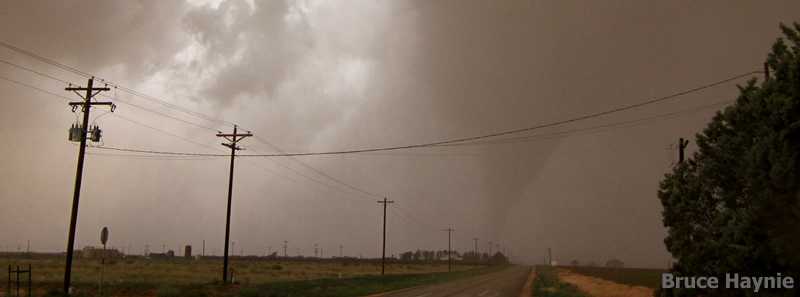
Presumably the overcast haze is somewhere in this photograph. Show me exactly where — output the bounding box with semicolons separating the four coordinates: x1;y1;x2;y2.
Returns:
1;1;797;268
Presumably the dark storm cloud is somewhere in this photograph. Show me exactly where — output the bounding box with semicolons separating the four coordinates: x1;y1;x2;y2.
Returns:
0;1;189;79
181;0;311;103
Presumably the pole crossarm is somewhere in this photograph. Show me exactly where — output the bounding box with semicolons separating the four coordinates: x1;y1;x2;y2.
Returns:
65;85;111;101
217;132;253;144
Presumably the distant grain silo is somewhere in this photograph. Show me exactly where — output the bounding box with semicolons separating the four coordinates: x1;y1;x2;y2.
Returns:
185;245;192;258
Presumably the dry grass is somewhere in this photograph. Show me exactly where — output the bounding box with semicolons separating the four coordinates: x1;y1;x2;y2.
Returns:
557;268;654;297
0;253;475;296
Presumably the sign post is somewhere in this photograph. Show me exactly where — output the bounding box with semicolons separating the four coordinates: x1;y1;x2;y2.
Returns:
100;227;108;295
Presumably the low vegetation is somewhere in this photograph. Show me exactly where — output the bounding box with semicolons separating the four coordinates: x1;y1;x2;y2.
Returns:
232;264;509;297
531;266;587;297
1;253;501;296
560;266;665;288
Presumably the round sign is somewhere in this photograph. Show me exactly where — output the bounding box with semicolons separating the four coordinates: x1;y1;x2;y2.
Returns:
101;227;109;245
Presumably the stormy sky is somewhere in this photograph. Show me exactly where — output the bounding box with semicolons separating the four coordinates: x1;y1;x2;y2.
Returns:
0;1;797;268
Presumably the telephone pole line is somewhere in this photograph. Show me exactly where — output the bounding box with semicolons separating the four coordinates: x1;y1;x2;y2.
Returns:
445;228;454;271
473;237;479;266
63;77;113;294
283;241;288;258
377;198;394;275
218;125;252;283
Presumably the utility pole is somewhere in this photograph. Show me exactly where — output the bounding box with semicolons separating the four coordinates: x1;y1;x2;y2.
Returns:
445;228;454;271
548;247;552;266
678;138;689;163
63;77;113;294
473;237;479;266
377;198;394;275
764;62;770;81
218;125;252;283
488;241;492;256
340;245;343;258
283;241;288;258
314;244;319;258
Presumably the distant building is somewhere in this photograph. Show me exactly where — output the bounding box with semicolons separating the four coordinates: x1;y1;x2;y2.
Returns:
148;250;175;259
82;246;121;259
439;251;462;261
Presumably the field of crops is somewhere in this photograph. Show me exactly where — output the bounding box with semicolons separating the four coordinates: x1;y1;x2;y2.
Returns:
559;266;666;289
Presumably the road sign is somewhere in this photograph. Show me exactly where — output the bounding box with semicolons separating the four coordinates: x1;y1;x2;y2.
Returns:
100;227;108;245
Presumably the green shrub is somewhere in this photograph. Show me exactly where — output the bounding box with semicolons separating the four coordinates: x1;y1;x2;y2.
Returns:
532;266;587;297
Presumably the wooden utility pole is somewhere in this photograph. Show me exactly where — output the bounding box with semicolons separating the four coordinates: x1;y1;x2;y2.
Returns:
283;241;288;258
445;228;454;271
679;138;689;163
63;78;113;294
764;62;770;81
473;237;479;266
218;125;252;283
377;198;394;275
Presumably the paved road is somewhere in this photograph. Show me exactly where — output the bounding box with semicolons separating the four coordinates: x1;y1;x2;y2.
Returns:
376;265;533;297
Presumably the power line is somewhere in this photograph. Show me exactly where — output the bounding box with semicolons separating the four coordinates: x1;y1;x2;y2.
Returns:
0;40;93;78
92;95;738;158
0;55;225;132
231;151;375;206
239;141;377;202
0;58;72;84
389;208;439;233
94;70;757;157
250;134;382;198
438;99;735;147
2;51;386;203
0;72;234;160
2;39;759;158
0;40;235;129
97;93;222;132
0;75;73;101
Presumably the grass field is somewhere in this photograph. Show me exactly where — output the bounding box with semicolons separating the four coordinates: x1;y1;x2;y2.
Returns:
1;253;494;296
559;266;666;289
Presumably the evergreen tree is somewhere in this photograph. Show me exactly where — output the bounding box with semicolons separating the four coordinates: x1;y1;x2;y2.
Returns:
658;22;800;297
